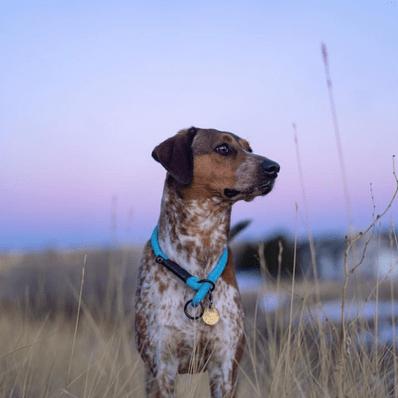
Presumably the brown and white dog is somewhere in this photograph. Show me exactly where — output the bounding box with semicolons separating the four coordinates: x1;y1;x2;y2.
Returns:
135;127;279;398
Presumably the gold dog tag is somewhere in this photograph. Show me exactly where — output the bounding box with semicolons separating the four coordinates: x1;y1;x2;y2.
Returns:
202;305;220;326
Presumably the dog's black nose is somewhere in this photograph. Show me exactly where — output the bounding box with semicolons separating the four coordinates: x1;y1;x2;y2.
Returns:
262;159;280;179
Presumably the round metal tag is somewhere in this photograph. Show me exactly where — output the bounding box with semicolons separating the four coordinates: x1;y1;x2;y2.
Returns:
202;306;220;326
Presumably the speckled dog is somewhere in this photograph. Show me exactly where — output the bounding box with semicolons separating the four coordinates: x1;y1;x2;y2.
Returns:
135;127;279;398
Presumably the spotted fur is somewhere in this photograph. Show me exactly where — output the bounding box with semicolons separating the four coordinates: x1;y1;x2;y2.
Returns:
135;127;279;398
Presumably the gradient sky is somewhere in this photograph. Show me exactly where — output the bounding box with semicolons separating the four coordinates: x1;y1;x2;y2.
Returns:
1;1;397;250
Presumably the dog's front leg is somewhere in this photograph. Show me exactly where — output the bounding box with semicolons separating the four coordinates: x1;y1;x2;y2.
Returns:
207;353;240;398
146;355;178;398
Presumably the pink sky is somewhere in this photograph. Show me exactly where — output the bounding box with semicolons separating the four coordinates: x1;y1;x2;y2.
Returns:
1;1;397;249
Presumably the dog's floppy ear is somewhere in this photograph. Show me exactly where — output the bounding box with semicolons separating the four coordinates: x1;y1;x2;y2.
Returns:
152;127;197;185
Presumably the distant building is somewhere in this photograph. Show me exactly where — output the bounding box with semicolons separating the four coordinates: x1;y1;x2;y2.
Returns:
300;232;398;280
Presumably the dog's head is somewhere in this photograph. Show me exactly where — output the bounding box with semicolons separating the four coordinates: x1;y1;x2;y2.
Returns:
152;127;280;202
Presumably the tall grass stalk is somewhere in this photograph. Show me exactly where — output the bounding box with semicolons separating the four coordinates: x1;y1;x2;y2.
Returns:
68;254;87;384
321;42;352;228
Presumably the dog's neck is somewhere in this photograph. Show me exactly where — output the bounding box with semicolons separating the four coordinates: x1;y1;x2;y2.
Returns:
157;177;231;276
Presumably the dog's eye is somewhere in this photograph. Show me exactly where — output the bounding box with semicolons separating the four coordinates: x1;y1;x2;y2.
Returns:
214;143;231;156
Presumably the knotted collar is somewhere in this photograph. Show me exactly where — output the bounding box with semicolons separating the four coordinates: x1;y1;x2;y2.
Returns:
150;226;228;310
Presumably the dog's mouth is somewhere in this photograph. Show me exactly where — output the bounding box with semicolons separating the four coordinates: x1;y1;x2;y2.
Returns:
258;180;275;195
224;180;275;200
224;189;241;198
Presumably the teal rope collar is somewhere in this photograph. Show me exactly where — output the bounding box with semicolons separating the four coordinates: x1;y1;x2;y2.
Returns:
150;226;228;313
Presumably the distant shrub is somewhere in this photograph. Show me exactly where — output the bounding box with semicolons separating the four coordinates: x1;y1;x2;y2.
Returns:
234;234;299;278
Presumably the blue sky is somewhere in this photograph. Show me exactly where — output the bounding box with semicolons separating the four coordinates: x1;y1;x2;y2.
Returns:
1;1;397;249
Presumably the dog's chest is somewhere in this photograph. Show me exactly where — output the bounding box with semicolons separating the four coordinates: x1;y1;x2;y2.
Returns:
137;246;244;362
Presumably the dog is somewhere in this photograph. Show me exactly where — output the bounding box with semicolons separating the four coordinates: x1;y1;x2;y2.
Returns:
135;127;279;397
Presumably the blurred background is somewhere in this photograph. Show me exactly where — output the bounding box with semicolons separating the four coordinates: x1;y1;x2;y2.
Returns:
1;1;398;397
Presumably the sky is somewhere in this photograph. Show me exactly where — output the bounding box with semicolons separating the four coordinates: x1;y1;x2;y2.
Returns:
1;1;397;250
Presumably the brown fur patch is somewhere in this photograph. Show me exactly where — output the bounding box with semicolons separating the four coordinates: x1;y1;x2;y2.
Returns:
180;129;261;202
238;138;252;152
182;153;238;200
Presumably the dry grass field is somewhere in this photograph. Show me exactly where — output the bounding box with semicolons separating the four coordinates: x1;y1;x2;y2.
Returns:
1;243;398;398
